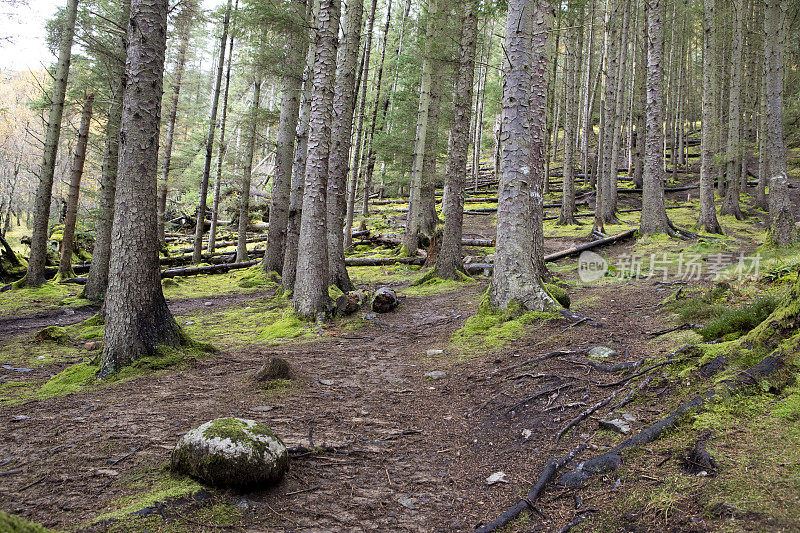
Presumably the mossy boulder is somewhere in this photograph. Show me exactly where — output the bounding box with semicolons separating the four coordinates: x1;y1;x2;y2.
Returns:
255;357;292;382
171;418;288;489
34;326;71;345
0;510;53;532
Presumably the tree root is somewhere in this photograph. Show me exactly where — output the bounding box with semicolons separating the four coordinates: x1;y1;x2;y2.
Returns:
557;352;785;488
473;444;588;533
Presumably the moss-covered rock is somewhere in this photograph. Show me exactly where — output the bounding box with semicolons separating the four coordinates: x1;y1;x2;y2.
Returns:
34;326;71;345
171;418;288;489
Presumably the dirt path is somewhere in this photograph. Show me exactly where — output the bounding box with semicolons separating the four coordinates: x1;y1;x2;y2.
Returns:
0;259;683;531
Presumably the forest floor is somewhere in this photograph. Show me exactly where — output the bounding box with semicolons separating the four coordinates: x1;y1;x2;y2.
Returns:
2;154;800;532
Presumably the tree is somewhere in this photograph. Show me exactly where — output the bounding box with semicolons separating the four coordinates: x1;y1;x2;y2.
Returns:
208;0;238;254
764;0;793;245
489;0;555;312
435;2;478;280
698;0;722;233
597;0;621;225
262;0;307;274
721;0;744;219
639;0;671;235
156;0;195;246
236;74;262;262
57;93;94;279
24;0;79;287
325;0;362;291
402;0;439;255
192;0;232;264
293;0;341;319
100;0;185;377
558;0;582;226
83;0;131;301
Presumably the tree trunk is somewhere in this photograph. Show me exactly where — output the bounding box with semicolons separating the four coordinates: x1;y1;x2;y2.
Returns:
208;0;237;254
192;0;232;264
282;2;317;292
156;5;193;246
100;0;183;377
58;94;94;279
360;0;393;220
632;0;646;189
764;0;792;245
293;0;341;319
83;1;130;301
402;0;439;255
608;0;631;216
598;0;620;224
262;0;307;274
25;0;79;286
343;0;377;248
435;2;477;280
721;0;744;219
325;0;362;291
236;76;262;262
490;0;555;312
640;0;671;235
699;0;723;233
558;1;582;226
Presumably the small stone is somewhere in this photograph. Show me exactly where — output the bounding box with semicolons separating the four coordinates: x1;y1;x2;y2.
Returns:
397;495;416;510
95;469;119;477
84;341;100;351
249;406;275;413
171;418;288;489
486;472;509;485
63;308;75;316
621;413;637;423
12;415;31;421
426;349;444;356
588;346;617;359
522;429;532;440
204;301;213;307
599;418;631;435
184;321;195;326
318;379;334;386
423;371;447;380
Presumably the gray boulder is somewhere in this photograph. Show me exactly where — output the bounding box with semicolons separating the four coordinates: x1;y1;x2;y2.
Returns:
171;417;288;488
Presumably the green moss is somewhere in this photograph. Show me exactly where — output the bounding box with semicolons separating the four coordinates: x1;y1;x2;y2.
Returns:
92;472;205;523
0;282;78;314
328;284;345;300
403;271;475;296
0;511;54;532
258;309;314;342
37;361;97;399
451;294;558;354
543;283;570;308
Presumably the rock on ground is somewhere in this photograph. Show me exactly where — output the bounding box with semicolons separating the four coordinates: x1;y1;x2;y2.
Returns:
171;417;288;489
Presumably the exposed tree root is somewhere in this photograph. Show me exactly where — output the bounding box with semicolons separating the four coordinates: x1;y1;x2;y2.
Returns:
473;444;588;533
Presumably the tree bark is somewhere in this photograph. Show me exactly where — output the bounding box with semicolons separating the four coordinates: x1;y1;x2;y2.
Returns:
764;0;793;245
58;94;94;279
25;0;79;286
640;0;671;235
236;76;262;262
208;0;237;254
192;0;232;264
699;0;723;233
558;1;582;226
598;0;620;224
435;2;477;280
490;0;555;312
402;0;439;255
293;0;341;319
156;4;193;246
282;1;317;292
721;0;744;219
325;0;362;291
262;0;307;274
83;0;130;301
100;0;183;377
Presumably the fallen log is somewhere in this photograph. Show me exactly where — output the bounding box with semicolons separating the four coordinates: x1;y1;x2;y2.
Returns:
542;203;692;221
62;255;426;284
463;229;637;275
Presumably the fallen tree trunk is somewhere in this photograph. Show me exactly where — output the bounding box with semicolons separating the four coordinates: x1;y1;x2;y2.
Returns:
62;254;426;284
542;204;691;221
464;229;638;275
